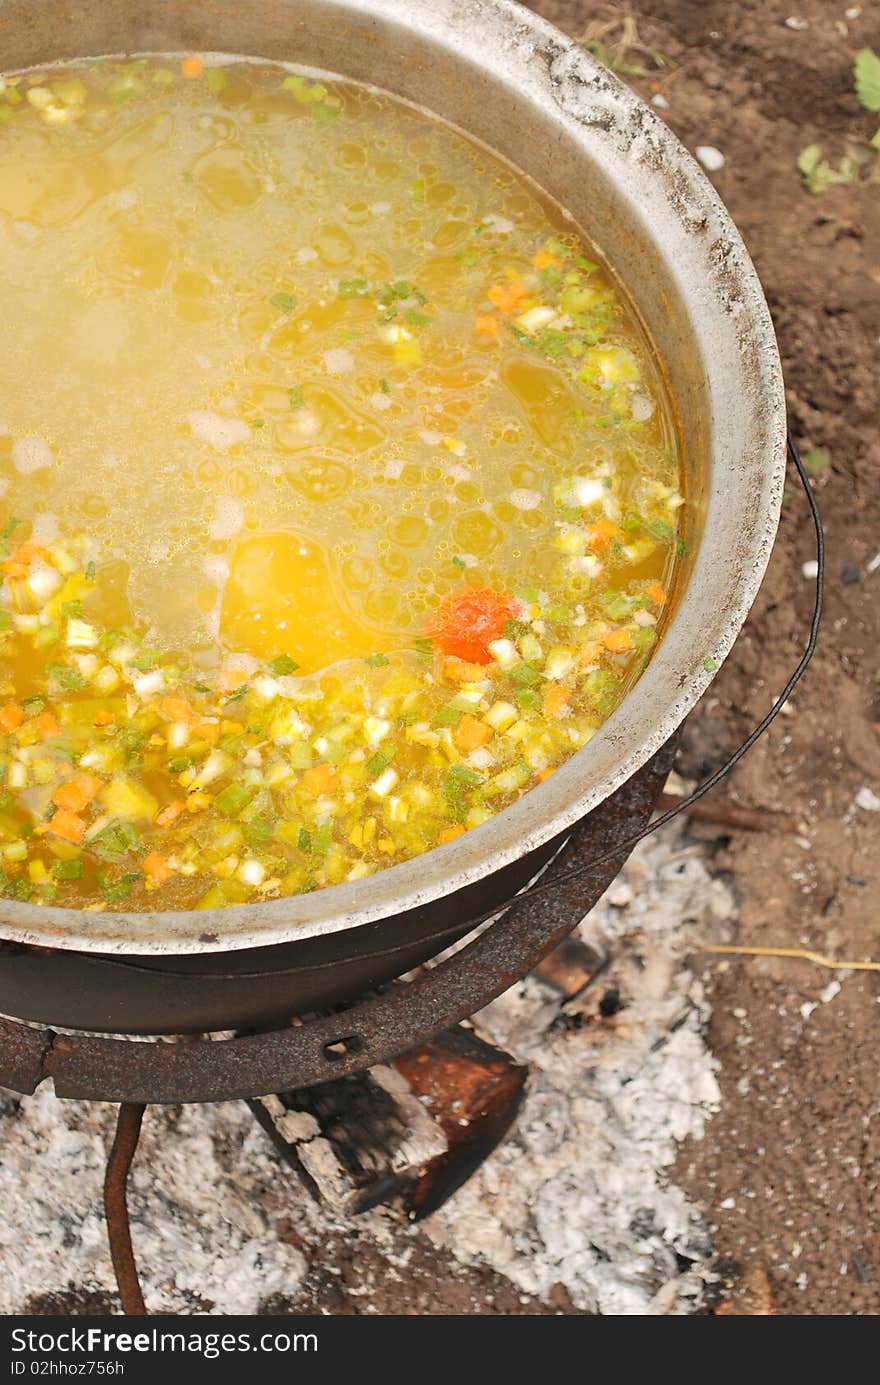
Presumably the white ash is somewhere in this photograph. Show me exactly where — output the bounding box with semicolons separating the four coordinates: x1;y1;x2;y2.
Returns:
0;822;731;1315
0;1091;307;1314
426;821;732;1315
695;146;725;173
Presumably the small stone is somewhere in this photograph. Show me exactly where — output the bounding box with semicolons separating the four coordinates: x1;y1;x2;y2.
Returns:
651;92;669;109
854;786;880;812
606;881;633;909
841;565;860;585
785;16;810;29
802;560;819;580
695;145;725;172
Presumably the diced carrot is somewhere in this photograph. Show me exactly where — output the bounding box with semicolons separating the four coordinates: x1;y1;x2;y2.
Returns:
444;656;489;683
48;809;85;844
52;774;102;814
1;543;46;576
10;543;46;566
542;684;569;720
535;766;556;783
93;709;115;728
34;712;60;739
193;719;220;746
579;641;603;665
603;627;633;654
0;704;26;734
160;696;194;722
181;56;204;78
142;852;172;884
439;825;465;844
647;582;667;605
475;314;502;340
487;281;528;315
454;714;491;752
586;518;618;547
156;800;185;827
428;587;518;664
302;763;339;797
533;250;562;270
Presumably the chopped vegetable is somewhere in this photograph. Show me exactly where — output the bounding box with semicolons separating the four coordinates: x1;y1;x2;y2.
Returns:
429;588;519;664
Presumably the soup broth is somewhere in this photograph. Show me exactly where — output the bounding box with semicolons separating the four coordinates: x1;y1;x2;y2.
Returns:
0;55;684;912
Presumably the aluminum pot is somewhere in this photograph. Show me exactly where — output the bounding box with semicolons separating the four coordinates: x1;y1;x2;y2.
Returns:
0;0;785;1033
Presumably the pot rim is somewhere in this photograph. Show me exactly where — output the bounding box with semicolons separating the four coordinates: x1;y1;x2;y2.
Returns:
0;0;786;955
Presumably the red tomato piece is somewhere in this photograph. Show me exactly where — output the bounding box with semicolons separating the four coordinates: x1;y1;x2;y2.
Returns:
428;587;518;664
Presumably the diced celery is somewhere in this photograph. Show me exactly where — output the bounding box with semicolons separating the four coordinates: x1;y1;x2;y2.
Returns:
544;647;574;680
484;760;530;796
214;782;258;818
487;638;518;669
486;701;517;732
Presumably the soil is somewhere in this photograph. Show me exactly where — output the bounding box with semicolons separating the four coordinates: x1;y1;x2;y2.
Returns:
531;0;880;1317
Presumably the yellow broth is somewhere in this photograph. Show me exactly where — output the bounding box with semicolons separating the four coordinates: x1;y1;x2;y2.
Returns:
0;56;685;911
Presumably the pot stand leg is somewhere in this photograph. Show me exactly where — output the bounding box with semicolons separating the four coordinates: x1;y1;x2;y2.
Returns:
104;1103;147;1316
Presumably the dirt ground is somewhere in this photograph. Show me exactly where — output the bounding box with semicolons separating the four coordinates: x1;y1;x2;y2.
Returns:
13;0;880;1319
528;0;880;1317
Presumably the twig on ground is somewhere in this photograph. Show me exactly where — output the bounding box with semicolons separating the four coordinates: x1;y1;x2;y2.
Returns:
699;944;880;972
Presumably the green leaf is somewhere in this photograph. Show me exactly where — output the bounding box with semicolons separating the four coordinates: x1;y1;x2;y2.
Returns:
242;815;276;848
366;750;391;777
364;652;389;667
796;143;822;175
104;873;140;904
647;517;675;542
338;278;370;298
703;656;718;673
90;819;143;862
804;447;831;472
287;385;305;411
52;858;83;881
214;783;258;818
511;663;542;687
269;292;298;313
855;48;880;112
268;654;299;676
